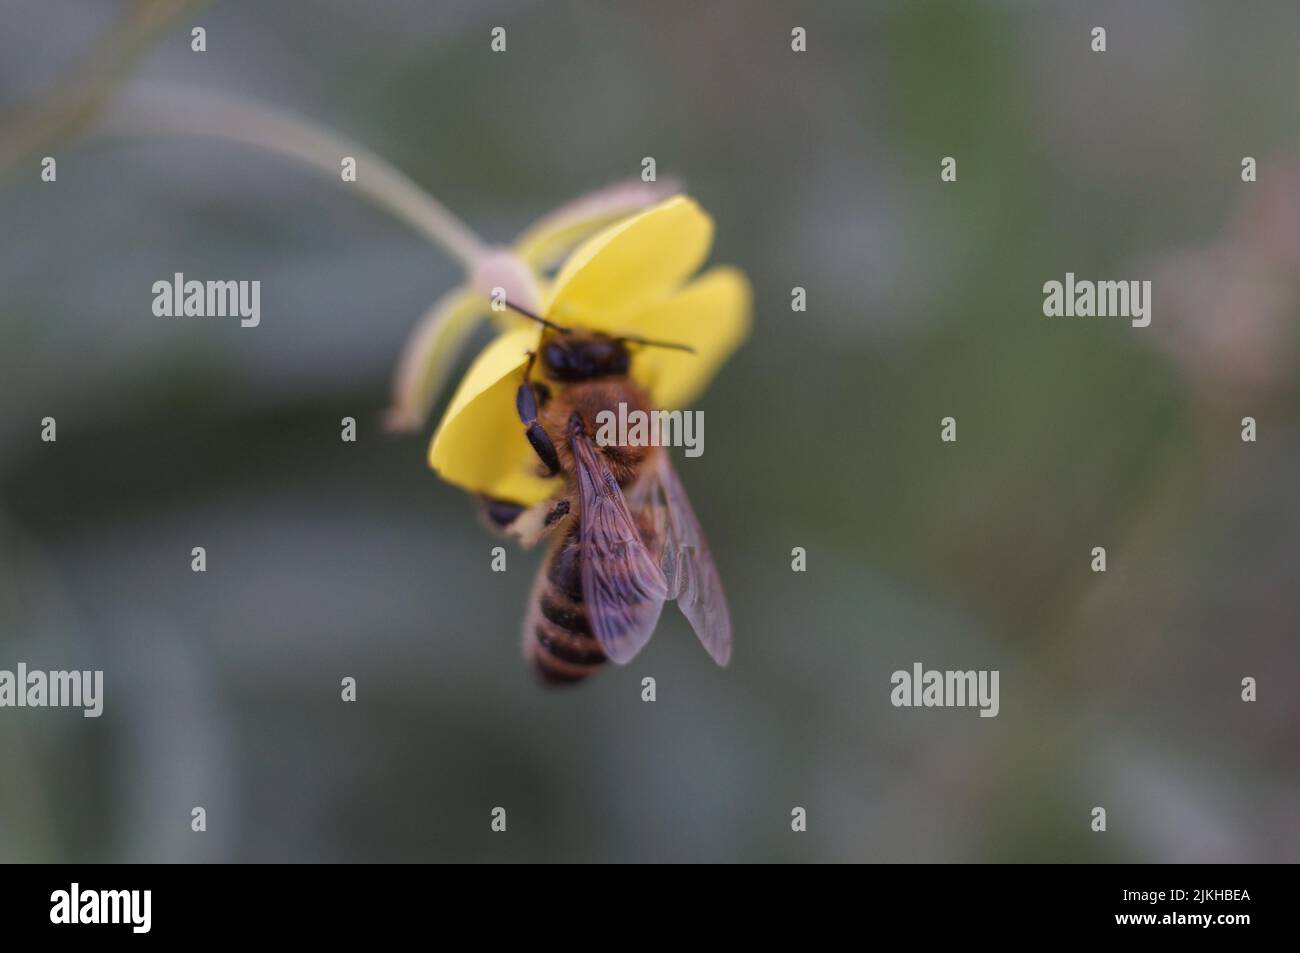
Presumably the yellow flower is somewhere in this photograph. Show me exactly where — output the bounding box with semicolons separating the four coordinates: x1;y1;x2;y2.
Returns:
427;196;752;505
384;180;684;433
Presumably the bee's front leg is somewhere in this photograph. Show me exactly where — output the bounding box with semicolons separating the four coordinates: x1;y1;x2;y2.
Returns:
516;369;560;476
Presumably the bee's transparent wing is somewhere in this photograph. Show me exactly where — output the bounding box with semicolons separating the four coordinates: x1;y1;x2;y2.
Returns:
634;453;733;666
570;432;668;664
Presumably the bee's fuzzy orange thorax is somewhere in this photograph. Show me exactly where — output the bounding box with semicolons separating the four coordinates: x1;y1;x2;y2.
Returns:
539;378;655;487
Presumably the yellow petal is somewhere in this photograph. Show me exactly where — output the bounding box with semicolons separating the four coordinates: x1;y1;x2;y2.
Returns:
545;196;714;327
427;324;559;505
622;266;752;409
513;180;682;273
384;288;485;433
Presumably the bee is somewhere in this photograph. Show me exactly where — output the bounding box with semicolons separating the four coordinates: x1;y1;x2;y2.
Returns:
481;303;732;685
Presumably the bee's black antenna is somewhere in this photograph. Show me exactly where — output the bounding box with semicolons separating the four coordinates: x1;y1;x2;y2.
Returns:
617;333;696;354
503;299;694;353
503;299;571;334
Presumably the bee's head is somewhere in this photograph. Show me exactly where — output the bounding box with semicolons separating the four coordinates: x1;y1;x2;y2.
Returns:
541;332;630;381
501;299;696;382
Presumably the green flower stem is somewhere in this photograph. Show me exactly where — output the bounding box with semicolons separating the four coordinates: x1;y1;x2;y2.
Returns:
100;83;487;269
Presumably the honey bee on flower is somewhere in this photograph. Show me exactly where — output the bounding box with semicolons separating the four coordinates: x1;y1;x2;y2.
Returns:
390;191;752;685
87;85;751;686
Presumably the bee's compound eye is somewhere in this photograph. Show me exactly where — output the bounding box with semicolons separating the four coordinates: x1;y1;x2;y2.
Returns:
605;342;630;375
542;342;569;375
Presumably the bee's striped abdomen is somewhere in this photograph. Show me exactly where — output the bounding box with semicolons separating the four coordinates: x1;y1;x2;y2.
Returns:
525;525;607;685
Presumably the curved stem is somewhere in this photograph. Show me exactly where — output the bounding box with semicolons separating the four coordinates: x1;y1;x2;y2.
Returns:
96;83;487;269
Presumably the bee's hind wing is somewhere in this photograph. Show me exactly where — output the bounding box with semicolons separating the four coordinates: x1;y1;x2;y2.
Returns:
632;453;733;667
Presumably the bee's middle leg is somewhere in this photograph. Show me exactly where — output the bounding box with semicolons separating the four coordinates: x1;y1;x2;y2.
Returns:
480;494;571;547
478;495;527;534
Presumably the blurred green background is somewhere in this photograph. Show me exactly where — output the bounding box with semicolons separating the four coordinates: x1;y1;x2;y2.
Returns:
1;0;1297;862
